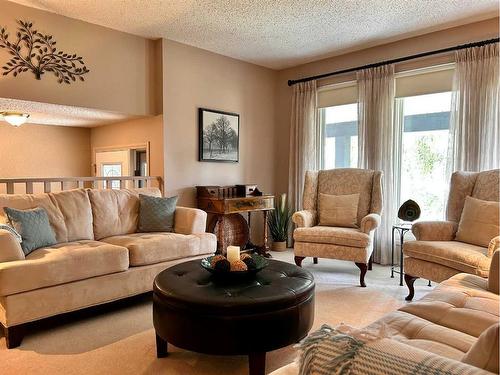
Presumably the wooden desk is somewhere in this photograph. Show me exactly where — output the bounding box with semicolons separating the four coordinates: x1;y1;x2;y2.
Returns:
197;188;274;257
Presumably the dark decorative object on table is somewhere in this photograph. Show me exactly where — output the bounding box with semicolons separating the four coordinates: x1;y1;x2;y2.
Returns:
201;254;268;281
0;20;90;83
397;199;421;222
199;108;239;162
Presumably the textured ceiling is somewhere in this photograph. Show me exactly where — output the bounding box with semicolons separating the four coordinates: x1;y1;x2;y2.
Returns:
7;0;499;69
0;98;142;127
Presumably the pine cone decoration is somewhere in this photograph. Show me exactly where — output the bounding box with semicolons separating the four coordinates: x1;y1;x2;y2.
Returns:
214;259;231;272
210;255;226;268
230;260;248;271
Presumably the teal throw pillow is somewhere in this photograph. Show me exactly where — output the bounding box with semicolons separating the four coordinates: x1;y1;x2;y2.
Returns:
3;207;57;255
138;194;178;232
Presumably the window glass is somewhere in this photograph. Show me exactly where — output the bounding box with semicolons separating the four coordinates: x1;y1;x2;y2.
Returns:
399;92;452;220
102;163;122;189
320;103;358;169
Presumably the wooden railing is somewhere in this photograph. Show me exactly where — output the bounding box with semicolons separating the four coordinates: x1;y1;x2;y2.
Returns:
0;176;163;195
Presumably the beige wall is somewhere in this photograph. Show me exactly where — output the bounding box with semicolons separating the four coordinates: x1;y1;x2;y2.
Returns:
162;39;277;207
161;40;278;243
90;115;164;179
0;0;161;116
0;121;91;179
274;17;500;195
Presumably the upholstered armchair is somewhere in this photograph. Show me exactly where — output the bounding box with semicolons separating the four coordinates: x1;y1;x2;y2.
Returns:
404;169;500;300
292;168;383;287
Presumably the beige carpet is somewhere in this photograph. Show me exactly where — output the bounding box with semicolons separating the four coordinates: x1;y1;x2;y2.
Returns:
0;250;434;374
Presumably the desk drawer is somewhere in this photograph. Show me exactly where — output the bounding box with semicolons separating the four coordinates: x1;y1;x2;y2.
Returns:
226;197;274;213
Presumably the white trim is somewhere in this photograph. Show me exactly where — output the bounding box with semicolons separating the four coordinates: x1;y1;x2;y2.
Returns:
395;63;455;78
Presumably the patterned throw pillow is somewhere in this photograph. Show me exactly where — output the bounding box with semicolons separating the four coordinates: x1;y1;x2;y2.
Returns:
3;207;57;255
138;194;178;233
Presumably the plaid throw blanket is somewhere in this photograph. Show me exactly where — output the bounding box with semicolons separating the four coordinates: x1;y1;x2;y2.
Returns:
297;325;490;375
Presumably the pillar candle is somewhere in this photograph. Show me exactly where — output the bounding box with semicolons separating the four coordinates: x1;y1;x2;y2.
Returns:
226;245;240;263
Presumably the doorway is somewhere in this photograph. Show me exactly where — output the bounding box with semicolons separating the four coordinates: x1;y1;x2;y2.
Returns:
94;143;150;189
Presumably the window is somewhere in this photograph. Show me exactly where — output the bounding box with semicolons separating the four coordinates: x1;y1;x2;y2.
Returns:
320;103;358;169
398;92;452;220
102;163;122;189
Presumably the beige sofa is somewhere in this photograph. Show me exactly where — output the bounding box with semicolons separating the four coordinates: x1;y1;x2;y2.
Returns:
271;250;500;375
404;169;499;300
0;187;216;348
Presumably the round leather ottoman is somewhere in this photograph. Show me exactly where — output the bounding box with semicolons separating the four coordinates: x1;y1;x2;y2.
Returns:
153;259;315;375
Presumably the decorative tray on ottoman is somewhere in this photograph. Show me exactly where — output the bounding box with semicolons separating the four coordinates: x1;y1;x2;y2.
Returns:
201;254;268;281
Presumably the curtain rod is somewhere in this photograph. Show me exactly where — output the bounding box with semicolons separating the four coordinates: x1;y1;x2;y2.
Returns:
287;37;500;86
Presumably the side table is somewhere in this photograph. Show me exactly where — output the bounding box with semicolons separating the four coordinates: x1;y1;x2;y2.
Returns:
391;223;431;287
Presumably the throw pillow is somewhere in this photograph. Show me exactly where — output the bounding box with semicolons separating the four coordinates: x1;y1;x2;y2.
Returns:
138;194;178;232
319;193;359;228
455;196;500;247
3;207;57;255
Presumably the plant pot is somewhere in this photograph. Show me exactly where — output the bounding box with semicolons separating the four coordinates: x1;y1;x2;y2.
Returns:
271;241;287;251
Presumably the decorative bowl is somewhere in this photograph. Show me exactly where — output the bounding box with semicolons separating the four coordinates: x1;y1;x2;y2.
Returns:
201;254;269;281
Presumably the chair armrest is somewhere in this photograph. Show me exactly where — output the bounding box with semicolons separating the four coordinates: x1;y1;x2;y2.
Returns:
292;210;317;228
174;207;208;235
0;229;25;262
411;221;458;241
360;213;381;234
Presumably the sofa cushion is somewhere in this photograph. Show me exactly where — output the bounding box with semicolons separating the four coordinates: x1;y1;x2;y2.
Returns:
0;193;67;243
138;194;177;232
462;323;499;373
50;189;94;242
4;207;57;255
318;193;359;228
403;240;489;276
368;310;475;360
399;273;499;339
294;226;370;248
0;240;129;296
102;232;213;266
88;188;161;240
455;196;500;248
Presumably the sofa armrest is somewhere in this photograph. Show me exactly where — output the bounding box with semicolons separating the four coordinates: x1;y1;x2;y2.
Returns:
360;213;381;234
174;207;208;235
292;210;317;228
488;236;500;257
0;229;25;263
411;221;458;241
488;250;499;294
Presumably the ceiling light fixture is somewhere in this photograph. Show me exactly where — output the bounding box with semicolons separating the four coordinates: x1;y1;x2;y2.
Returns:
0;112;30;127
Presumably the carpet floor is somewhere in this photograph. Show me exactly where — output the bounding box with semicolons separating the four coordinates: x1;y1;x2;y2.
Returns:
0;250;434;374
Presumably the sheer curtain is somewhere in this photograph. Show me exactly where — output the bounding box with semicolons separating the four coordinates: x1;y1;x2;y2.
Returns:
357;65;398;264
449;43;499;172
288;81;318;212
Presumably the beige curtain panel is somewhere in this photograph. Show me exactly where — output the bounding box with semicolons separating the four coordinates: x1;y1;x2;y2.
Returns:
357;65;397;264
288;81;318;212
449;43;500;172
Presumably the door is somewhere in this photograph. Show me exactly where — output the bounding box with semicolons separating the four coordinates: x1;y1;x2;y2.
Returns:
95;150;131;189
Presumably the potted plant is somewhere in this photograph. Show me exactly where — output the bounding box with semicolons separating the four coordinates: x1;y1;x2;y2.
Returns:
267;193;292;251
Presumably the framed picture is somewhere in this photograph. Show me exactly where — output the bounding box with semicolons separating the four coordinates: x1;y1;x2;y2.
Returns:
199;108;239;162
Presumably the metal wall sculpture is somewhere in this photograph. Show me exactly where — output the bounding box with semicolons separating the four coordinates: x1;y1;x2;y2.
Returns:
0;20;89;84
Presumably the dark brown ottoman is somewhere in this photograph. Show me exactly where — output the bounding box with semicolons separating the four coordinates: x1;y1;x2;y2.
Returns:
153;259;315;375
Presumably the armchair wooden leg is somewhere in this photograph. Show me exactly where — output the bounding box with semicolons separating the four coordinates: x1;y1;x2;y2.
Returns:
313;257;318;264
354;262;368;287
2;323;25;349
404;274;419;301
294;256;305;267
368;254;373;271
